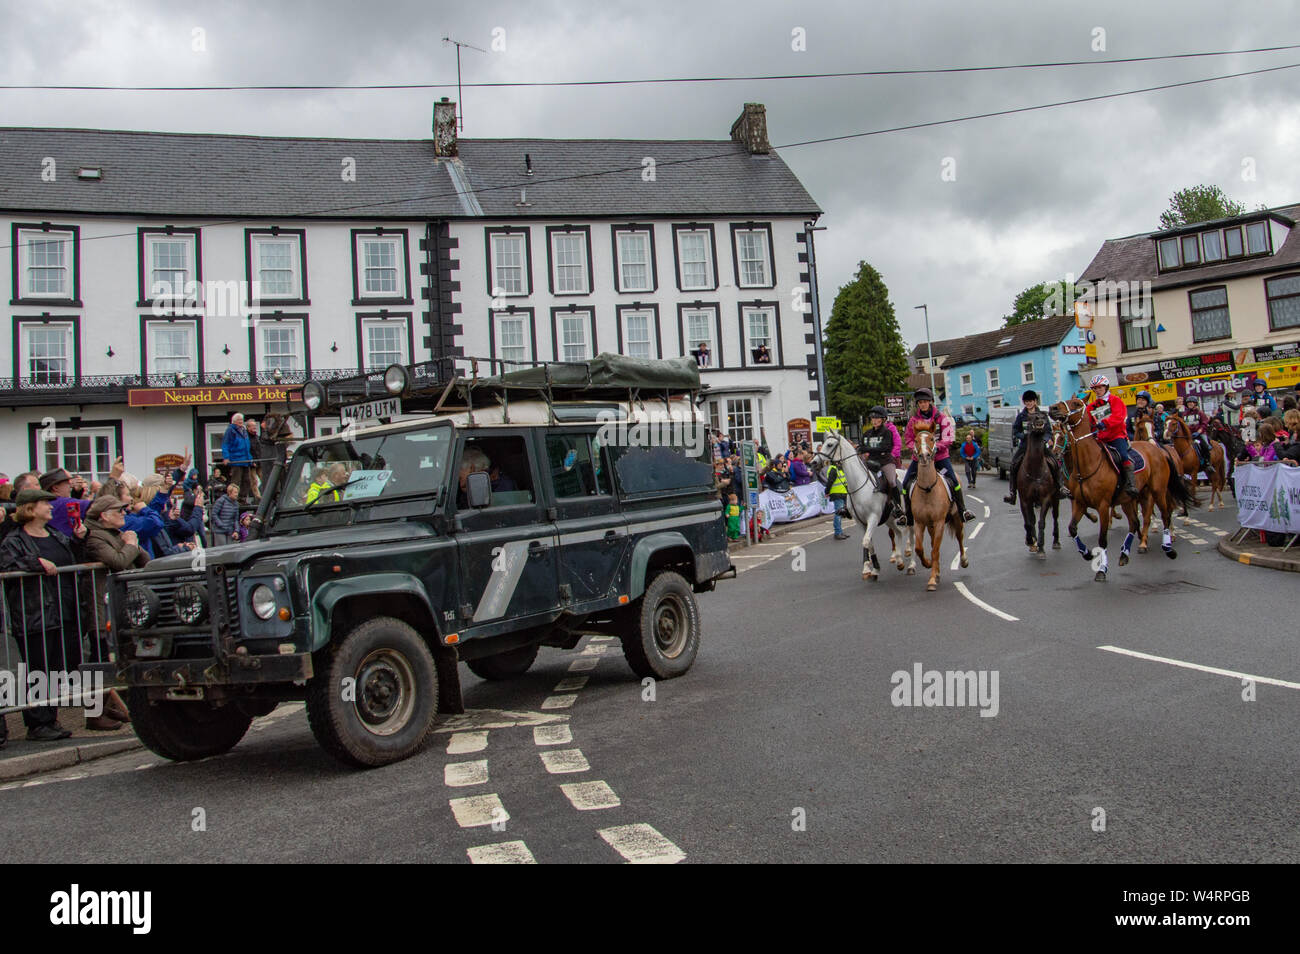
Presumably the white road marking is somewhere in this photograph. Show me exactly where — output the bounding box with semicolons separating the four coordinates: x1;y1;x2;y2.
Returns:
950;550;960;571
433;708;567;733
467;841;536;864
560;780;621;810
1097;645;1300;690
736;527;834;574
444;760;489;787
448;794;508;828
968;494;984;504
970;521;985;539
1187;537;1209;545
533;724;573;746
540;748;590;774
953;582;1020;622
554;676;588;692
599;824;686;864
983;505;991;519
1211;529;1228;536
541;694;578;710
446;731;488;755
568;657;599;672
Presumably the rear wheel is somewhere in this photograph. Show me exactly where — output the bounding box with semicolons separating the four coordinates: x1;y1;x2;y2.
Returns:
466;643;539;680
306;616;438;768
128;687;252;762
620;571;700;680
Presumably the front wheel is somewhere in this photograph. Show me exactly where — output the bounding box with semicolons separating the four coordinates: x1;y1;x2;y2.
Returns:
306;616;438;768
128;687;252;762
620;571;701;680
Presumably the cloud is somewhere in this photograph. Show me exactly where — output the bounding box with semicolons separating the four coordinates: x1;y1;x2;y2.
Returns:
3;0;1297;345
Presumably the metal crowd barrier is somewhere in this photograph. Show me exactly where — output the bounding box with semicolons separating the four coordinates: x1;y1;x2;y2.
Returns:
0;562;118;714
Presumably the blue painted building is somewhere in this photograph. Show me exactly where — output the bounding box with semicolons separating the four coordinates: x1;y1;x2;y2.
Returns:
940;314;1088;418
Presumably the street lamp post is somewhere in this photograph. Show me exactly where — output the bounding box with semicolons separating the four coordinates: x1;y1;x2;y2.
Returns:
914;304;936;398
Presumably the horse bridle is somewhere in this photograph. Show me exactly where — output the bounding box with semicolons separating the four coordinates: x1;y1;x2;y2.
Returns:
1055;401;1106;484
813;436;881;498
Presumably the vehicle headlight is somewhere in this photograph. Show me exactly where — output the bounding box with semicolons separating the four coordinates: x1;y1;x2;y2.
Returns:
125;586;160;628
175;582;208;625
384;363;408;396
302;380;325;411
250;584;277;620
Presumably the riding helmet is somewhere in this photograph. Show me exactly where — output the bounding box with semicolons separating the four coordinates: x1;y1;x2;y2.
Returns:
1136;390;1152;402
1089;373;1110;389
869;405;888;419
913;388;934;402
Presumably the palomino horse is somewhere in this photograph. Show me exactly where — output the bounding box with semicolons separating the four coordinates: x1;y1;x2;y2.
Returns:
906;421;967;591
1049;398;1193;580
1164;416;1228;510
1016;410;1060;556
1129;412;1198;552
815;430;909;581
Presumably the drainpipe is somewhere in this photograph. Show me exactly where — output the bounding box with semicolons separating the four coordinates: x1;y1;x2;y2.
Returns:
805;222;828;414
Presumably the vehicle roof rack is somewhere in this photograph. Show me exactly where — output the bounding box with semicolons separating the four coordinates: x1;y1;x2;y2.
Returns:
293;354;702;424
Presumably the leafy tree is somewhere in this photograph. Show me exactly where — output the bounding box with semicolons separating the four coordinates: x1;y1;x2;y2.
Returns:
822;261;909;422
1158;185;1245;230
1004;279;1076;327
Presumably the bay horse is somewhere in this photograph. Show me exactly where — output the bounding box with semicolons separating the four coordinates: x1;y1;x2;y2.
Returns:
1016;410;1060;556
1049;398;1192;580
815;430;909;582
1164;416;1228;510
906;421;967;591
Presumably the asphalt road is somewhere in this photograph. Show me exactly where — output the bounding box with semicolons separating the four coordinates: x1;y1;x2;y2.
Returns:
2;480;1296;864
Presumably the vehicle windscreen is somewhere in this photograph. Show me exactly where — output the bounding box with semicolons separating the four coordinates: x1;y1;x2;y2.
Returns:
278;423;452;511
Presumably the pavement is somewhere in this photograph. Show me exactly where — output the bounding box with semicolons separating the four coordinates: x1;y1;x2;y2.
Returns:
0;476;1294;863
1217;532;1300;572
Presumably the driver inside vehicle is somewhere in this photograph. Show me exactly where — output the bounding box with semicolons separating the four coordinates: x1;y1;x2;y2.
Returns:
306;462;349;505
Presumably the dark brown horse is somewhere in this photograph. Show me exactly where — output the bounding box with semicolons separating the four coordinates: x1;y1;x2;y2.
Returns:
1050;398;1193;581
1016;410;1059;556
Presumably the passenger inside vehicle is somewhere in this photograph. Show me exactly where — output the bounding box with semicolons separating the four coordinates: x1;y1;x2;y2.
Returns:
456;437;534;508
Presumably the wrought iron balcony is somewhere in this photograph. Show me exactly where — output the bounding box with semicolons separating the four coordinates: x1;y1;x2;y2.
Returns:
0;369;363;406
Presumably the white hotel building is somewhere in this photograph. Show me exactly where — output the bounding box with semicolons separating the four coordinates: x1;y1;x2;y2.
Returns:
0;102;824;481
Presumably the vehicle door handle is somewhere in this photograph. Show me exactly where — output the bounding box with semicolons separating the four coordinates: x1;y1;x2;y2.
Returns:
528;540;548;557
603;530;620;545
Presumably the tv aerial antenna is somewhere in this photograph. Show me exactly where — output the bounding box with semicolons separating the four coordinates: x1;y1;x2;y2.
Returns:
441;36;486;131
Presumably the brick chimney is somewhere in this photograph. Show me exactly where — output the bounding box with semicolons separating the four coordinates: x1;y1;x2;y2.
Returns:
730;103;771;155
433;98;457;157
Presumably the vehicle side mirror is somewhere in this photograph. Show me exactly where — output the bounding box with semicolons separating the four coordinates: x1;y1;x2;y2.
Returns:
466;471;491;509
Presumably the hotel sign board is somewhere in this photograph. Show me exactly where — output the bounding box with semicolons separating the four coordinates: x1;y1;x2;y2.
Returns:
128;385;301;407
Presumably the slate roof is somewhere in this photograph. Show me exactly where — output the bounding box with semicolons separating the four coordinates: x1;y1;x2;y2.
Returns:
910;336;969;362
0;127;820;220
1080;204;1300;292
941;314;1077;368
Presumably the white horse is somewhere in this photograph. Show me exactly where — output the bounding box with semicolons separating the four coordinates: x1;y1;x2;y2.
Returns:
816;429;910;581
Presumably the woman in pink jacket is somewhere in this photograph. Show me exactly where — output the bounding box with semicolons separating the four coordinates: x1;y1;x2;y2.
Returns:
901;388;976;525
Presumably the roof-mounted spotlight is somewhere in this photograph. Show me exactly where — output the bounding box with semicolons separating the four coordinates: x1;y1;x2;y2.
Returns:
384;363;409;396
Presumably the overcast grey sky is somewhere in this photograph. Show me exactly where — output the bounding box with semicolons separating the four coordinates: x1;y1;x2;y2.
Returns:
4;0;1298;350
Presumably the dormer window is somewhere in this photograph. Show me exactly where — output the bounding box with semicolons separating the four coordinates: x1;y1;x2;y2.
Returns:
1158;237;1181;269
1202;230;1224;262
1224;227;1244;257
1246;221;1269;254
1180;235;1200;266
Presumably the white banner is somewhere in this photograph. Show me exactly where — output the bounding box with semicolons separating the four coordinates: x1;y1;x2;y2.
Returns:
1234;463;1300;533
758;482;836;525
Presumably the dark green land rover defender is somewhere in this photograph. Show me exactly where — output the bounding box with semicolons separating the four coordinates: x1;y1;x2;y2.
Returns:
110;355;731;767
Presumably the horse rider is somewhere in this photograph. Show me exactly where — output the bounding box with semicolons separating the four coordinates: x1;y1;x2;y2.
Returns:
1086;374;1139;498
1247;377;1278;415
1125;390;1156;441
1003;389;1070;505
1179;396;1214;473
859;405;904;518
901;388;976;526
